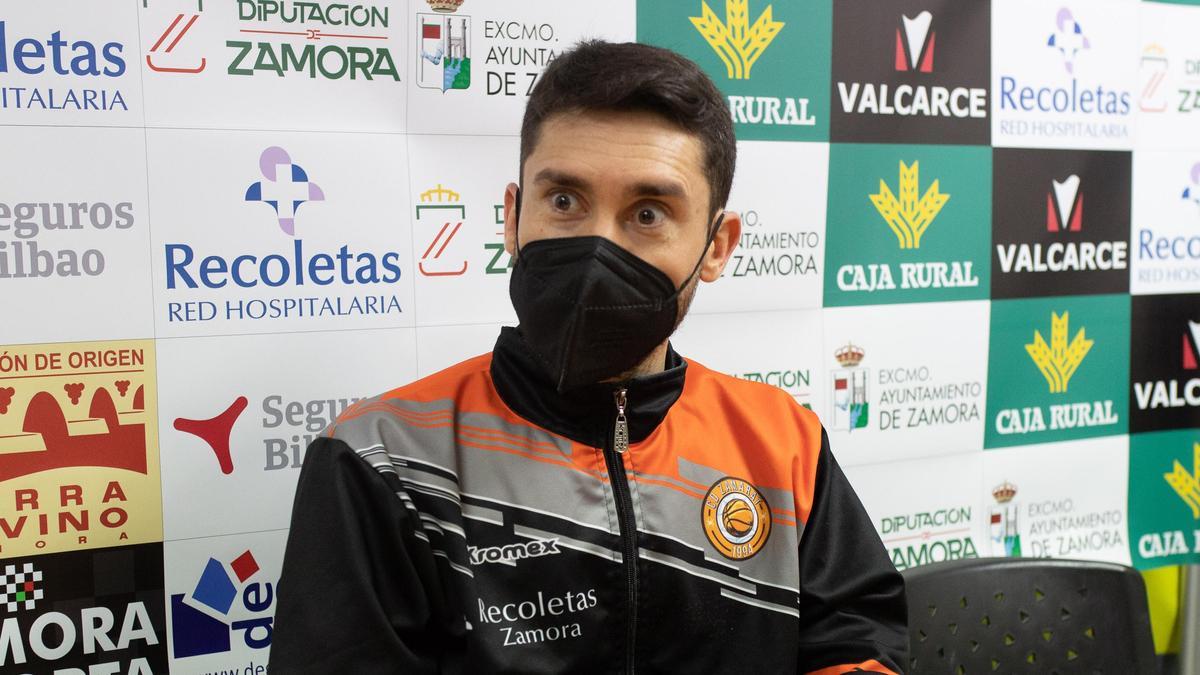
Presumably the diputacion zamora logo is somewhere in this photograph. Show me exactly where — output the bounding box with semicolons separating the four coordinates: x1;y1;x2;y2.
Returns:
227;0;400;81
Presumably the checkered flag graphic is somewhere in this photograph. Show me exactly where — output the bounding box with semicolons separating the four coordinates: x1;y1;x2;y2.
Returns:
0;563;44;612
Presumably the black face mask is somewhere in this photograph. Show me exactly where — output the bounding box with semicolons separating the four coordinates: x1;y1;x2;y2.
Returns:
508;190;721;392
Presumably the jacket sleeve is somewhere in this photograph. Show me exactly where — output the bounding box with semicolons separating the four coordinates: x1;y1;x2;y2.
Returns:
796;429;909;675
268;436;458;674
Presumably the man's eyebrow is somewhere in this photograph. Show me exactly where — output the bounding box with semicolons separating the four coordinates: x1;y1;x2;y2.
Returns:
627;180;687;199
531;170;686;200
531;169;590;190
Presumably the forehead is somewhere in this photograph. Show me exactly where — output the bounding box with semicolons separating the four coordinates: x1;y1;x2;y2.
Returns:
525;110;708;198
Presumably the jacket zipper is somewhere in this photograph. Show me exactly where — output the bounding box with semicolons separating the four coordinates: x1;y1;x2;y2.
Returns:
603;387;637;673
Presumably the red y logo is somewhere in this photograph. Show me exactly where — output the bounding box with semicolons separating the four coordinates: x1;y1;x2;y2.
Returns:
174;397;248;475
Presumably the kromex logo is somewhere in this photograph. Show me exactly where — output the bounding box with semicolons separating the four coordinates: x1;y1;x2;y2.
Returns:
468;538;561;567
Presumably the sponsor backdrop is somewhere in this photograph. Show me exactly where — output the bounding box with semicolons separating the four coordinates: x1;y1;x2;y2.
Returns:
0;0;1197;671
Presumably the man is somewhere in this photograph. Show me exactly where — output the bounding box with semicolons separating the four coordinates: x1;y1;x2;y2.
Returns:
270;41;907;674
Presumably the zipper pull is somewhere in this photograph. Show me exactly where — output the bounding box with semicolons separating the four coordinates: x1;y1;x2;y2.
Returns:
613;388;629;454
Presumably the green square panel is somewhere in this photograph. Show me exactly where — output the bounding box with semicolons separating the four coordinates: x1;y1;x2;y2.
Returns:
985;294;1131;449
638;0;831;141
824;143;992;307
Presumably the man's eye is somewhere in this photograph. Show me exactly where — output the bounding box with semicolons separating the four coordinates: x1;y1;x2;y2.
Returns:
551;193;575;211
635;205;665;227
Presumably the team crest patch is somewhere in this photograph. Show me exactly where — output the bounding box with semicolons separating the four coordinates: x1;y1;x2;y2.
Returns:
701;476;772;560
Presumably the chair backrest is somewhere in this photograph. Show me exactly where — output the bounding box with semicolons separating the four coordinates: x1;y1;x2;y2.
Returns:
902;558;1157;675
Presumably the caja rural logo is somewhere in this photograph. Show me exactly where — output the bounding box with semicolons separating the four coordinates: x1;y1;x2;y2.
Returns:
0;19;128;112
825;145;989;307
143;0;400;81
1005;312;1112;427
0;341;161;557
701;477;771;560
831;1;990;144
986;295;1129;448
170;549;275;660
995;6;1133;145
1144;442;1200;561
637;0;828;140
1131;294;1200;433
161;146;404;326
1165;444;1200;523
991;149;1131;298
1130;432;1200;566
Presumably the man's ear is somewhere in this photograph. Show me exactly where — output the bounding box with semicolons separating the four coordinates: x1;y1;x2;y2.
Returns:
503;182;520;256
698;209;741;283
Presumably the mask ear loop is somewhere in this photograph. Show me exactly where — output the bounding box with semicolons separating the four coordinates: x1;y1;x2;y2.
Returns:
512;186;523;260
669;211;725;299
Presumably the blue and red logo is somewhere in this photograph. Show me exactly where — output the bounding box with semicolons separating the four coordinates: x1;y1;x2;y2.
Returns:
170;550;274;658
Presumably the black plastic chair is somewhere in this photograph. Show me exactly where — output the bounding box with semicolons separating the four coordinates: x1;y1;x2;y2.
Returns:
902;558;1157;675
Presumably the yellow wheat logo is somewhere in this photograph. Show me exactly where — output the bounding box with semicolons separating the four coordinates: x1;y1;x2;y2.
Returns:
1025;312;1093;394
690;0;784;80
869;161;949;250
1165;443;1200;519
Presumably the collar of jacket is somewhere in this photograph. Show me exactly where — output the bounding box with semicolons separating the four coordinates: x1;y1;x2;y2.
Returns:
489;326;688;448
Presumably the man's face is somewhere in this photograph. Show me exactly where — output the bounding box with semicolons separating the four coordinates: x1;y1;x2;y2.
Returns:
504;109;739;293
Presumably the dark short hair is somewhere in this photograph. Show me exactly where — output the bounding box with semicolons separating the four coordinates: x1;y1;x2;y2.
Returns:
520;40;736;217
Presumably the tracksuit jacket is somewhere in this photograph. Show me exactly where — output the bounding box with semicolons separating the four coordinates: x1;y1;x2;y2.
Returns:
269;327;908;674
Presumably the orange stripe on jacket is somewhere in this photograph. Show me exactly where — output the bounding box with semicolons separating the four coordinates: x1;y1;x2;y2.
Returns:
806;660;899;675
630;358;825;526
